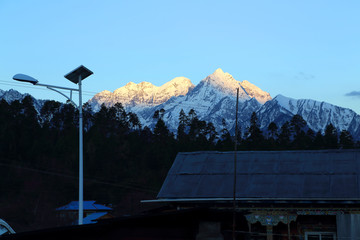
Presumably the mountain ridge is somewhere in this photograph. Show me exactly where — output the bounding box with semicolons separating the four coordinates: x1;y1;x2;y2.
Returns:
89;76;194;111
87;68;359;137
2;68;359;139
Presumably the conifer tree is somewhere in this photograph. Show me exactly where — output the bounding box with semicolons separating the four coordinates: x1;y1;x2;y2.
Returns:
245;112;264;149
290;114;308;149
128;112;142;130
324;123;338;149
267;122;278;139
278;121;291;149
313;131;325;149
339;130;354;149
177;109;188;141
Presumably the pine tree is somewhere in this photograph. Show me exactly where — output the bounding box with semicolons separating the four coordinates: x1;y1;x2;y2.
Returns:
177;109;188;141
217;118;233;150
313;131;324;149
128;112;142;130
290;114;307;136
245;112;264;149
153;110;160;119
278;121;291;149
154;118;169;137
267;122;278;139
324;123;338;149
114;103;128;129
188;109;197;122
205;122;218;144
305;128;315;149
339;130;354;149
290;114;308;149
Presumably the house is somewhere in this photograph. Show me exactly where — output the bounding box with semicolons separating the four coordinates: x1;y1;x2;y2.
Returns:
143;150;360;240
56;201;113;225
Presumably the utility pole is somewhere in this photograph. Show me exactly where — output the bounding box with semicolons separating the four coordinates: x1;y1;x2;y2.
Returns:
233;88;239;240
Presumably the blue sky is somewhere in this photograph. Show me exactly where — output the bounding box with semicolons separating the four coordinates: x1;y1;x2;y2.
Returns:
0;0;359;113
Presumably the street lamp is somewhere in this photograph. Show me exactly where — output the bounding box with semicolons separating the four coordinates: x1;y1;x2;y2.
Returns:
13;65;93;225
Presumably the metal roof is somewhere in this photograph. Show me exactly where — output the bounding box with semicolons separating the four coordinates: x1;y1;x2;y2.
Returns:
56;201;112;211
81;212;108;225
157;150;360;200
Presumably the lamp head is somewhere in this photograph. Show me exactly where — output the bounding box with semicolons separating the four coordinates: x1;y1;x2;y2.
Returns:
13;74;39;85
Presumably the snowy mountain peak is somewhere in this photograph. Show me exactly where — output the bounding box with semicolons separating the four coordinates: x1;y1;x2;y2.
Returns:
0;89;29;103
198;69;271;104
212;68;225;76
89;77;194;111
206;68;236;84
167;76;193;85
125;82;136;86
201;68;243;96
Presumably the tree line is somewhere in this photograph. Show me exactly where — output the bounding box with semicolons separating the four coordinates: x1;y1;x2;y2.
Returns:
0;97;358;231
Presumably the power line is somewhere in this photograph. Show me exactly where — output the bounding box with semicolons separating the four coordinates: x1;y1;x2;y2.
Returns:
0;80;99;97
0;162;158;194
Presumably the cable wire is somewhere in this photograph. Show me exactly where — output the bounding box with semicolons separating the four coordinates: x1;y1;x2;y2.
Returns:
0;80;99;97
0;162;158;194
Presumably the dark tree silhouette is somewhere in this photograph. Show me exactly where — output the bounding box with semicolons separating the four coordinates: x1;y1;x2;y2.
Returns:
245;112;264;149
339;130;354;149
290;114;308;149
324;123;338;149
267;122;278;139
278;121;291;149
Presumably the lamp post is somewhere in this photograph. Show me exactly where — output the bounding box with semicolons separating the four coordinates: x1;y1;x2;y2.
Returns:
13;65;93;225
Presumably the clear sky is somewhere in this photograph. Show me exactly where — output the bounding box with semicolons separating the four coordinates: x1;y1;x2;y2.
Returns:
0;0;359;113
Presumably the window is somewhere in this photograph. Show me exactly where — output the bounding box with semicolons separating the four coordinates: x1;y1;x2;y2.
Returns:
305;232;336;240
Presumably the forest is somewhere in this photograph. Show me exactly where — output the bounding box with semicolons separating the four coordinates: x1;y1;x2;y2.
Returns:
0;96;358;232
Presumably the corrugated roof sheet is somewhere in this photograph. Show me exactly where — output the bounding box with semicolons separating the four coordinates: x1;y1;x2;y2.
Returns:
157;150;360;200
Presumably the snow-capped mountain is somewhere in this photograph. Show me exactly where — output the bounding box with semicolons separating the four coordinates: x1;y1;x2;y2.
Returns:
0;89;44;112
135;68;271;131
3;67;360;139
88;68;360;138
0;89;29;103
88;77;194;111
257;95;360;137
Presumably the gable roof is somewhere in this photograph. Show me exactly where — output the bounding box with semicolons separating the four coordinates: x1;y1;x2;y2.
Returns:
56;201;112;211
157;150;360;201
